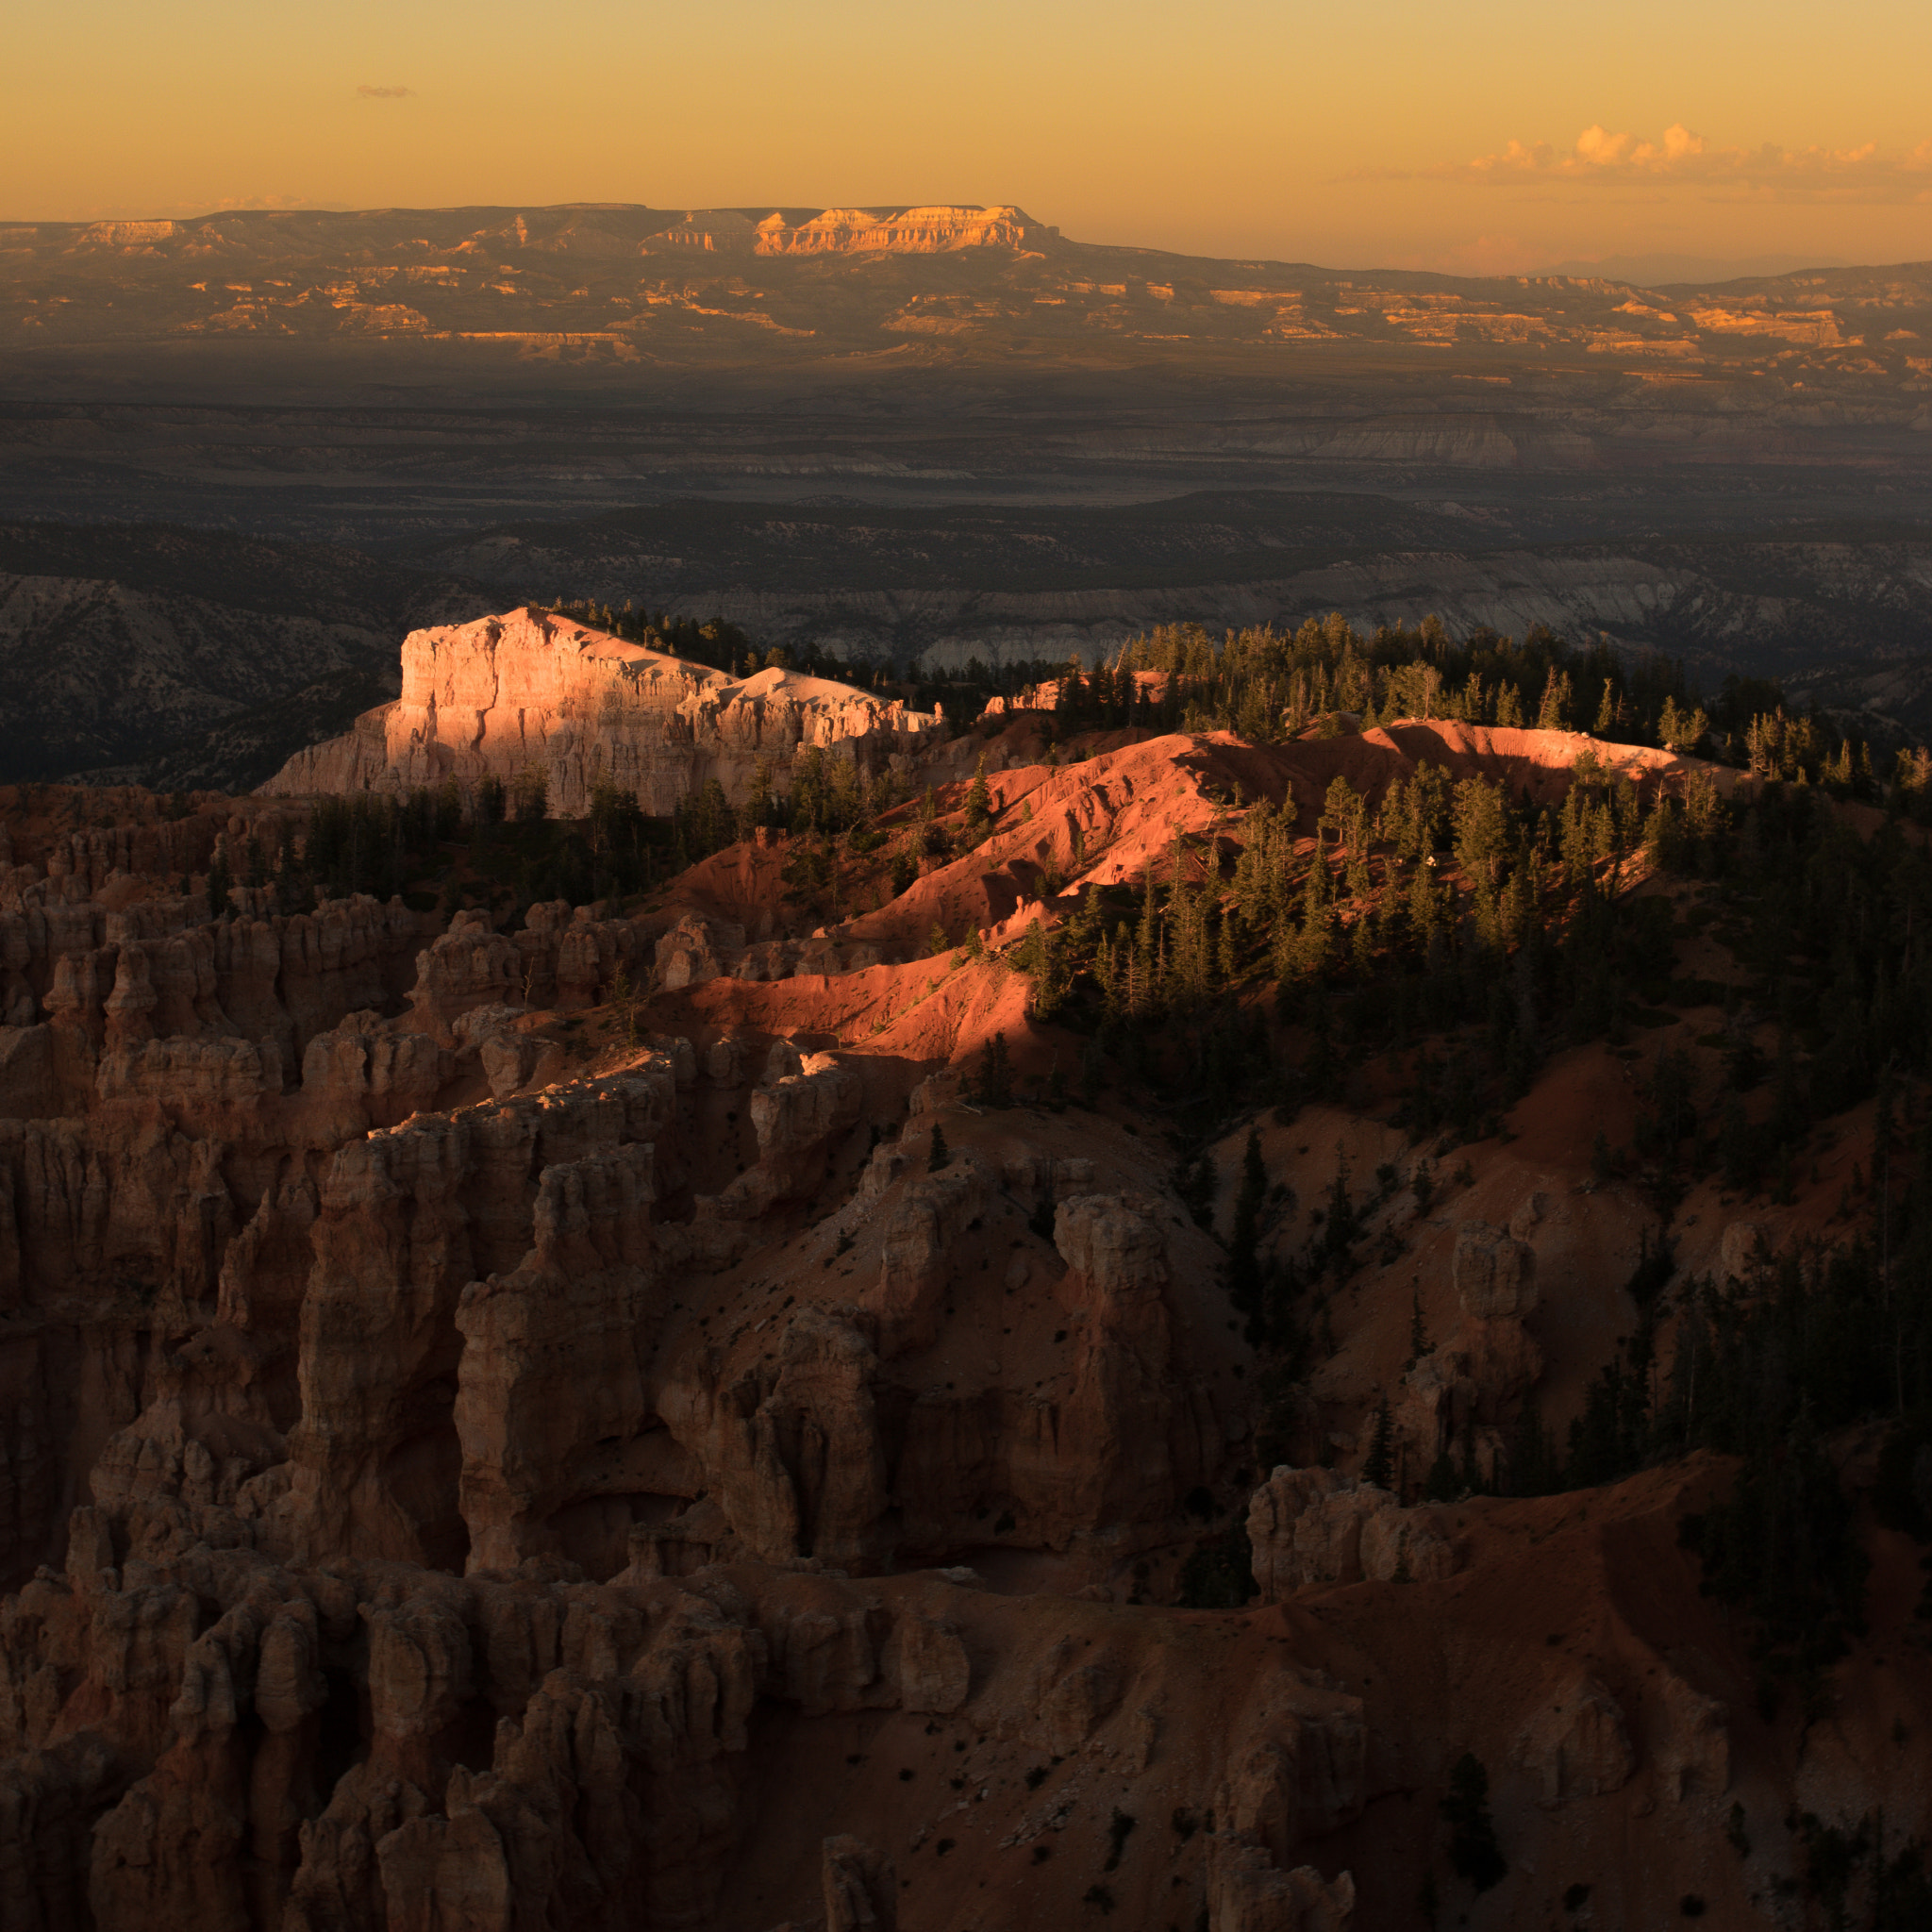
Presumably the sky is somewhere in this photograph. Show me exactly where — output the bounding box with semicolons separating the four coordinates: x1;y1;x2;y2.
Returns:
6;0;1931;274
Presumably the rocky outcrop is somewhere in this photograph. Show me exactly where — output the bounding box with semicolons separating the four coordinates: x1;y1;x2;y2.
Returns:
1247;1470;1457;1599
671;1307;891;1571
1655;1673;1730;1801
294;1019;449;1137
1048;1193;1188;1531
865;1158;992;1357
1394;1219;1544;1474
272;1064;680;1572
454;1141;660;1576
408;902;643;1040
1207;1836;1356;1932
1512;1675;1637;1808
655;911;904;991
2;890;432;1122
822;1833;898;1930
1719;1220;1772;1285
0;1500;1409;1932
407;911;521;1038
0;1537;774;1932
651;1158;1236;1576
646;204;1057;258
1451;1222;1538;1319
262;610;941;816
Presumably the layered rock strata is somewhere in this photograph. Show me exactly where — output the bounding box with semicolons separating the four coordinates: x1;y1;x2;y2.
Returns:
262;609;941;815
647;203;1058;256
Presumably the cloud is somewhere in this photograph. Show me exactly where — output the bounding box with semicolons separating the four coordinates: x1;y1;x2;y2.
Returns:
1351;127;1932;203
357;84;414;98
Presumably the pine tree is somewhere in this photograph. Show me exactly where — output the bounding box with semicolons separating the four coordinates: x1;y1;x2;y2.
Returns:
1362;1396;1394;1490
966;756;992;831
976;1031;1015;1108
1407;1289;1430;1369
1441;1754;1507;1893
927;1124;951;1173
512;767;549;824
1227;1129;1270;1328
1507;1391;1557;1496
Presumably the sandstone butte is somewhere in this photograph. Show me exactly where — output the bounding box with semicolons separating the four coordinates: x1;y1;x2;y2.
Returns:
261;608;943;817
0;623;1919;1930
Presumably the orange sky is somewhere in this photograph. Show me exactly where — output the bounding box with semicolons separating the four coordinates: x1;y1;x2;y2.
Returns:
6;0;1930;272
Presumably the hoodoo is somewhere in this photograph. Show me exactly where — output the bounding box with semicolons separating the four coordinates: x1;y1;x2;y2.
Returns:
8;600;1932;1930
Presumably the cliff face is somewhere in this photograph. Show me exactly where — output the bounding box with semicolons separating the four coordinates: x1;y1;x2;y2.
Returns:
260;608;941;813
648;204;1058;256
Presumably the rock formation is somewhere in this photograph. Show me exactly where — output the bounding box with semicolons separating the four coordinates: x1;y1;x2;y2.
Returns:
1391;1219;1544;1480
646;204;1058;258
1246;1469;1458;1598
262;609;941;815
0;715;1914;1931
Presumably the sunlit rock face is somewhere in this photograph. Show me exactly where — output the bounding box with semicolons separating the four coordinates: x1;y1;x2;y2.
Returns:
646;204;1058;256
261;608;941;814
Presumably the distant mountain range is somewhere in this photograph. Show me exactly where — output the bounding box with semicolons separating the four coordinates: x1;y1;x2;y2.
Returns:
1541;252;1857;287
1;203;1926;398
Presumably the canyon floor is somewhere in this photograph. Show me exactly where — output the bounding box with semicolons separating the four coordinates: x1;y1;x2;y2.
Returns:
3;655;1930;1932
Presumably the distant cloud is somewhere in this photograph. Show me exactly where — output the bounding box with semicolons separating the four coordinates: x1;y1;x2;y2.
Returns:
358;84;414;98
1352;127;1932;203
